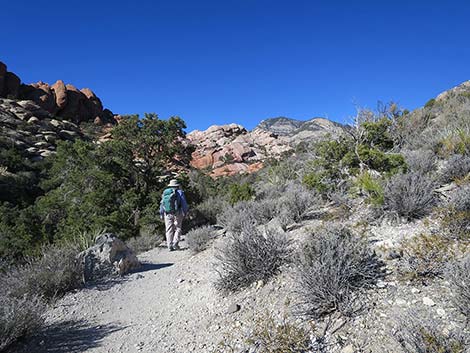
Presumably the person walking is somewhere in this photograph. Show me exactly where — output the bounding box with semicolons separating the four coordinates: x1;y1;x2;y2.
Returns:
160;179;189;251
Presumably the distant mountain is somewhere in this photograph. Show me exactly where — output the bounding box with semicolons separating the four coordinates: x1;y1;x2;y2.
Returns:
255;116;345;144
186;117;346;177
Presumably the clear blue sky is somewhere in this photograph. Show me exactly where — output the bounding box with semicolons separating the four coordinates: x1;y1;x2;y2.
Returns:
2;0;470;132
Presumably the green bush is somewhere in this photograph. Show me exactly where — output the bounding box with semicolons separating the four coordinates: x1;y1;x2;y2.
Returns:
355;171;384;205
424;98;436;109
228;182;255;205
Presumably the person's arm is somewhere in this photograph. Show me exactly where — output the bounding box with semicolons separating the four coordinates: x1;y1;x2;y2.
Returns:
178;190;189;216
159;200;164;219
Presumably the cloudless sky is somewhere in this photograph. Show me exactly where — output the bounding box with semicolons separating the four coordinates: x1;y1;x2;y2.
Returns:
2;0;470;132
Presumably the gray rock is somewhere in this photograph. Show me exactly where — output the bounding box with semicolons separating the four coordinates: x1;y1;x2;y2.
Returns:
423;297;436;306
59;129;78;140
27;117;40;124
78;233;141;282
227;303;241;314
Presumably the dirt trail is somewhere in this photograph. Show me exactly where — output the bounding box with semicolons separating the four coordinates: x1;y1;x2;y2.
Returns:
15;239;238;353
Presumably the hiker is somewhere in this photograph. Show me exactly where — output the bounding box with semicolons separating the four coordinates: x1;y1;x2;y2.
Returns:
160;179;189;251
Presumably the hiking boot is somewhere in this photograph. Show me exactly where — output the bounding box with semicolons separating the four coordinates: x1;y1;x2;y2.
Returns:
169;245;175;252
172;243;180;251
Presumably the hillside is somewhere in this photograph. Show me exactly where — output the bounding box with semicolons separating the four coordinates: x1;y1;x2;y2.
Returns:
2;65;470;353
256;116;344;143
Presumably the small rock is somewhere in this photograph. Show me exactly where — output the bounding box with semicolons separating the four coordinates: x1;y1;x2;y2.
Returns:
27;117;39;124
436;308;446;316
177;278;185;283
423;297;435;306
395;299;407;306
376;280;387;289
341;344;355;353
227;303;241;314
411;288;421;294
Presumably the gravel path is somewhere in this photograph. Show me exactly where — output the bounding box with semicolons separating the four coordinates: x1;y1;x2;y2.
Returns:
15;239;237;353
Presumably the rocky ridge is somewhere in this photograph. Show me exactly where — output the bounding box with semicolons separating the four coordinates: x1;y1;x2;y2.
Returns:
0;61;115;125
0;98;84;161
256;116;345;143
187;117;345;177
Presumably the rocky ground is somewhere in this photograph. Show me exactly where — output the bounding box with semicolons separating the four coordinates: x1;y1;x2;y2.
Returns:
10;213;470;353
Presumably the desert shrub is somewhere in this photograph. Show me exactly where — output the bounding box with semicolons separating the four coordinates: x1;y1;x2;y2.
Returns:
355;171;384;206
228;182;255;205
215;225;291;293
217;201;258;235
0;294;46;351
397;234;455;281
362;117;395;151
246;313;313;353
0;244;83;302
441;185;470;241
440;154;470;183
383;172;437;220
446;255;470;321
403;149;437;175
126;232;161;254
424;98;436;108
194;196;230;225
303;139;354;194
356;145;406;175
218;183;321;234
303;170;332;194
295;226;383;319
393;311;467;353
276;183;322;224
438;130;470;157
186;226;216;253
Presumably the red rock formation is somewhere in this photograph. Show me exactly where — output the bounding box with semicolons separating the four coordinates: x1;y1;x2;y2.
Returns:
0;61;115;125
187;123;292;177
52;80;67;109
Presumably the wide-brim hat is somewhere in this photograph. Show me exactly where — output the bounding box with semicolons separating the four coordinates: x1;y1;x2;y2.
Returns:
168;179;180;187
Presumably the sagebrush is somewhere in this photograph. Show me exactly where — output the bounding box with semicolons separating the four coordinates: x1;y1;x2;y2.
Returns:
186;226;216;253
215;226;291;293
397;234;455;281
393;311;467;353
447;255;470;322
0;294;45;351
0;244;83;301
384;172;436;220
295;226;383;319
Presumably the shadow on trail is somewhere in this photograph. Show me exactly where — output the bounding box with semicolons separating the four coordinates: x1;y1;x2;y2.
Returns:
131;262;173;274
10;319;123;353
